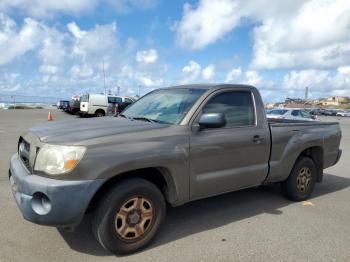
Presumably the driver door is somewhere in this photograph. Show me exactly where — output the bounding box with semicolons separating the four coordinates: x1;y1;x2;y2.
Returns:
189;89;270;199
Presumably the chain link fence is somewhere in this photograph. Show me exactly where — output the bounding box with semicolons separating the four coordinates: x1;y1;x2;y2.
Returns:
0;94;67;108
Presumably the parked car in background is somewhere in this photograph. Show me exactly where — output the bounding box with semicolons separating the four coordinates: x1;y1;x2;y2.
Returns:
79;94;135;117
107;96;135;115
336;110;350;117
266;108;318;121
323;109;337;116
309;108;323;116
57;100;70;111
68;95;81;115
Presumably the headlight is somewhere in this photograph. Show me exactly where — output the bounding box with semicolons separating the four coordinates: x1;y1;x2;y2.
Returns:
34;144;86;175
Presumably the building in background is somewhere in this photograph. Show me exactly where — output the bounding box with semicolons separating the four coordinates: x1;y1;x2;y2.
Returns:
320;96;349;106
265;96;350;109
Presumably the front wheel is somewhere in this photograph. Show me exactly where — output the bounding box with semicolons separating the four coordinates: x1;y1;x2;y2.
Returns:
281;156;317;201
92;178;166;255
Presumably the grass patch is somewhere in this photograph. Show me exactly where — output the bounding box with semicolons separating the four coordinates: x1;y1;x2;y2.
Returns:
7;105;44;109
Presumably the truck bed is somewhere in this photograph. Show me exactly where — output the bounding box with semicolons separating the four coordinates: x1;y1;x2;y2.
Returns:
266;119;341;183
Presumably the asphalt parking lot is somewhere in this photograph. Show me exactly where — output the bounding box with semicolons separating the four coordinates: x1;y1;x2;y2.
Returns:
0;109;349;262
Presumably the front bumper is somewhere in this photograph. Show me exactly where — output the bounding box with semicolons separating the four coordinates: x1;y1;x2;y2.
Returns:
9;154;104;227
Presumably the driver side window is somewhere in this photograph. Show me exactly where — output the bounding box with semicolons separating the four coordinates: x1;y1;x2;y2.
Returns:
202;91;256;127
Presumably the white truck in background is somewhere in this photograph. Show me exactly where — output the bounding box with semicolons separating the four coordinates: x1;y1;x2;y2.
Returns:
80;94;135;117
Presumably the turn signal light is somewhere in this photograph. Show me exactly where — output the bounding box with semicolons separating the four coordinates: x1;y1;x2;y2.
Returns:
64;159;79;170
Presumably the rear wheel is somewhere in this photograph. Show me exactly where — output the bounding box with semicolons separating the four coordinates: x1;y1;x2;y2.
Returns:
282;156;317;201
95;110;105;117
92;178;166;255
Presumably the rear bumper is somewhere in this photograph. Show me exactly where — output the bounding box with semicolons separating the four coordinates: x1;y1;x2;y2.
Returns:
334;149;342;165
9;154;104;227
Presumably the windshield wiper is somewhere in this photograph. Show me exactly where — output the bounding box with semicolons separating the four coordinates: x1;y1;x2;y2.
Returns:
118;114;127;118
132;116;157;123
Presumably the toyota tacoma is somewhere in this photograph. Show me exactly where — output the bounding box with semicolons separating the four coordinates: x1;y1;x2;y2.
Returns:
9;84;342;255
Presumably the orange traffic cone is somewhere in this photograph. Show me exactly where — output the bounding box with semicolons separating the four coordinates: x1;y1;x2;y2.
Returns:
48;111;53;121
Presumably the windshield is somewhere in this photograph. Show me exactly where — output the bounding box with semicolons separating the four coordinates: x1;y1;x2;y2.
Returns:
268;109;288;115
80;94;89;102
122;88;206;124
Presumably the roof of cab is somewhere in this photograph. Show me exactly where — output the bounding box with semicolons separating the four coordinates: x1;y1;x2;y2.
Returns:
160;83;256;91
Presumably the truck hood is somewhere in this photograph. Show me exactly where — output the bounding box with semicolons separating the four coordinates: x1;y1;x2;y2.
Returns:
29;117;169;144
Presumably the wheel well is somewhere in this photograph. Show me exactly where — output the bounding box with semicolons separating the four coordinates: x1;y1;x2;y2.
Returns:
298;146;323;182
87;167;173;213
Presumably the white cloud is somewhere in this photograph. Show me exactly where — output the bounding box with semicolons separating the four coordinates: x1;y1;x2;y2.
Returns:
0;14;43;65
176;0;240;49
137;74;163;87
280;67;350;98
38;29;66;76
0;0;159;18
39;36;65;65
39;65;58;74
225;67;242;82
335;66;350;89
282;70;330;91
243;70;263;86
68;21;118;61
0;0;97;18
67;22;85;39
202;64;215;80
136;49;158;63
252;0;350;69
0;73;21;92
0;12;67;73
105;0;158;13
181;60;201;84
176;0;350;71
70;64;94;79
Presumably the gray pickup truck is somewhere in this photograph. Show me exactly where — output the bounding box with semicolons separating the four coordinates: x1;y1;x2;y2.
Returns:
9;84;341;255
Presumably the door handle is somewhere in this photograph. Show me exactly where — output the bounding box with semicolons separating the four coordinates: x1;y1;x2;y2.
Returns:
252;135;263;144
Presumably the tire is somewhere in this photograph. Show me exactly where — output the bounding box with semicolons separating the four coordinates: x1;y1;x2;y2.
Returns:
95;110;105;117
281;156;317;201
92;178;166;255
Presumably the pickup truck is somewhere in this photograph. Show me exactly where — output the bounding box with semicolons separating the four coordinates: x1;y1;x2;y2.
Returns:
9;84;342;255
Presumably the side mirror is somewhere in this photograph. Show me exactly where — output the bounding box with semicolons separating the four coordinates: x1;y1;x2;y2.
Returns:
198;113;226;129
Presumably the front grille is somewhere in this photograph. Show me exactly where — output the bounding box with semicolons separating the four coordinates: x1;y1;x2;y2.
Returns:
18;138;31;171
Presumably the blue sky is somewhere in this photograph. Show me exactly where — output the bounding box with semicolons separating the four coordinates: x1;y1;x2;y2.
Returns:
0;0;350;102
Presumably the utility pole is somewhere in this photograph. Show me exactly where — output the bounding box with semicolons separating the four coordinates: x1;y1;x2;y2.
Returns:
11;95;16;109
117;86;120;96
305;86;309;101
138;85;141;97
304;86;309;109
102;60;106;95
